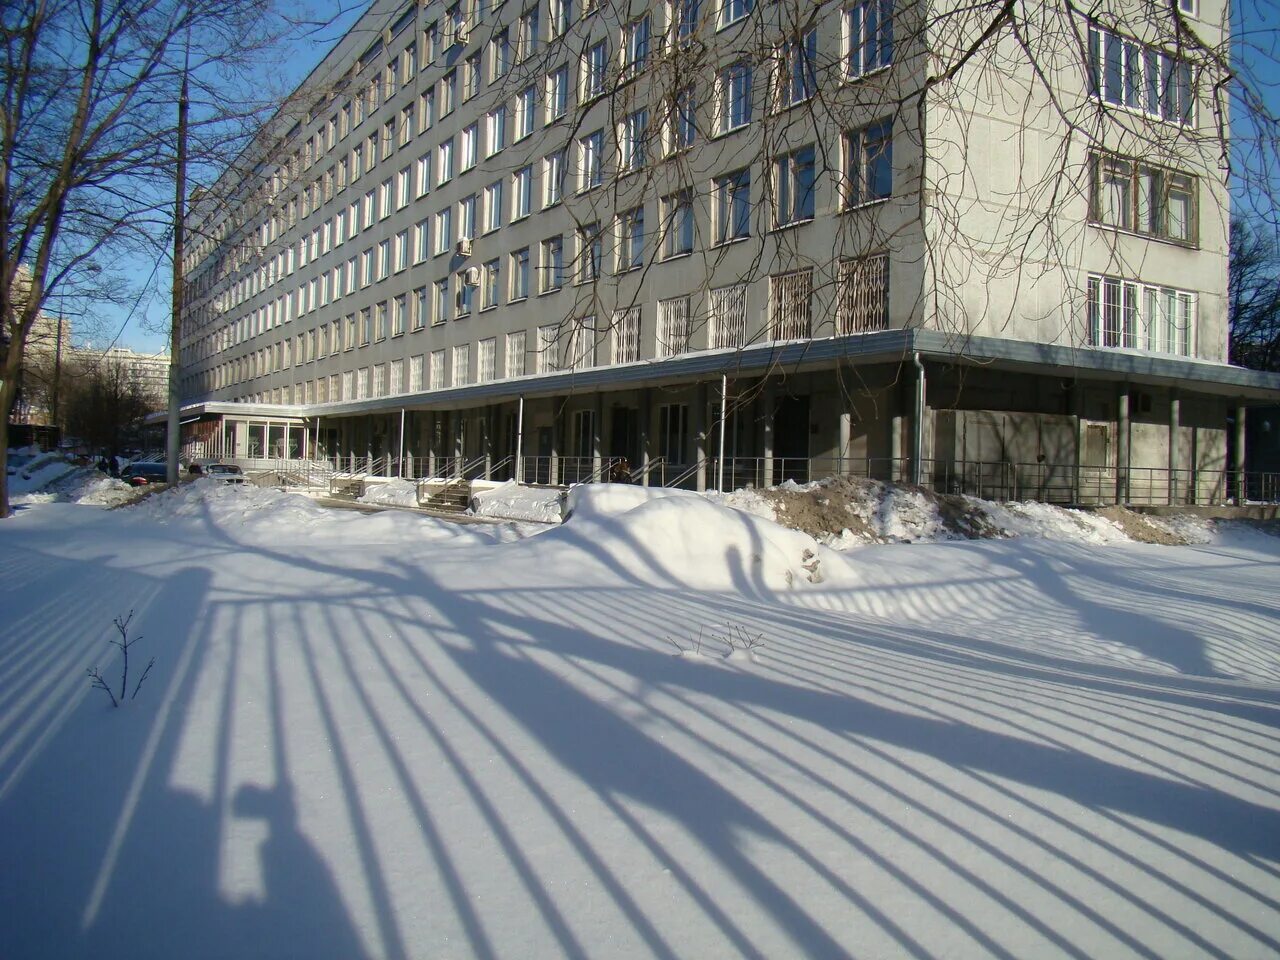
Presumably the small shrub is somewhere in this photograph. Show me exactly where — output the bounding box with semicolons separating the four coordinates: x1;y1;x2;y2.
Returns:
86;611;155;707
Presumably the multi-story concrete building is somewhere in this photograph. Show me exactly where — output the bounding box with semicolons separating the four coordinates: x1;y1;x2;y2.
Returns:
176;0;1279;501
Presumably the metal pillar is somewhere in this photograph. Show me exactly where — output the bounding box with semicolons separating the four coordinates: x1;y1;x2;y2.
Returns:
639;388;652;487
1116;388;1130;504
1168;391;1180;505
717;375;728;493
761;383;776;489
515;396;525;483
1235;403;1247;503
693;382;708;491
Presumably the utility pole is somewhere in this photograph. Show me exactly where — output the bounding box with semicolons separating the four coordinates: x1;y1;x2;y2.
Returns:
166;48;190;483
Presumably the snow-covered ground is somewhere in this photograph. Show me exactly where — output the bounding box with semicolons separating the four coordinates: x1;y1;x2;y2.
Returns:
1;481;1278;959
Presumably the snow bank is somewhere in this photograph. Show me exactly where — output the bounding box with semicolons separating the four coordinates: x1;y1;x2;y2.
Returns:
6;452;76;495
980;499;1131;544
563;484;827;592
357;477;419;507
470;480;563;523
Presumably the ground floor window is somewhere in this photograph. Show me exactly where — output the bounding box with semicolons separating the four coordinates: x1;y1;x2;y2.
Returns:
1086;274;1195;356
658;403;689;464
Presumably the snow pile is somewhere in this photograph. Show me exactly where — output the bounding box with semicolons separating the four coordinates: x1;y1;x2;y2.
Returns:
13;469;136;508
356;477;419;507
125;477;334;528
563;484;827;592
981;499;1131;544
6;452;76;495
470;480;563;523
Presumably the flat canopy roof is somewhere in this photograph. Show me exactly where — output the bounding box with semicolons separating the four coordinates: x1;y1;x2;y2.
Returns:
165;330;1280;422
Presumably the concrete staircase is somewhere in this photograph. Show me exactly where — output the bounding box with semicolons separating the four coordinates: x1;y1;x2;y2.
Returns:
417;481;472;514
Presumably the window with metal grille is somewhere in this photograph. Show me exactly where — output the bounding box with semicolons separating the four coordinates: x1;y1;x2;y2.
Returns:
710;283;747;348
769;269;812;340
612;307;641;363
836;254;889;333
657;296;692;357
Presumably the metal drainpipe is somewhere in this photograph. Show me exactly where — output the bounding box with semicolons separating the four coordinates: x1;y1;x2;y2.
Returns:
911;352;925;486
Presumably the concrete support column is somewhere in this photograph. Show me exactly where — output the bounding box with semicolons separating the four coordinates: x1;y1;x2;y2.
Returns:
890;413;903;484
639;388;652;487
452;410;463;477
911;355;926;487
1070;383;1083;505
1168;391;1181;505
1235;403;1247;503
484;406;494;480
550;398;561;486
694;382;708;491
592;393;603;479
838;409;852;476
761;383;776;489
1116;388;1131;504
426;412;437;478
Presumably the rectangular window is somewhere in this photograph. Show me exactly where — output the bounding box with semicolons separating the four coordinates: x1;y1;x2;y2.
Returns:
357;367;369;399
1088;22;1194;125
657;296;692;357
550;0;571;38
566;316;594;370
578;129;605;191
489;29;511;81
484;180;503;233
710;282;747;348
666;86;696;153
516;85;538;139
774;145;816;226
836;254;889;333
415;154;432;198
616;206;645;273
434;207;453;254
430;349;446;388
843;0;893;79
541;236;565;292
375;300;388;340
775;30;817;110
414;219;430;263
410;354;424;391
461;123;479;170
547;65;570;122
511;247;531;299
482;259;500;309
669;0;700;42
360;306;373;345
1089;153;1198;244
506;330;527;377
377;239;391;280
512;165;533;219
1087;275;1195;355
769;268;813;339
475;338;495;384
582;40;608;100
544;150;566;206
453;343;471;384
486;106;508;155
438;139;455;184
713;168;751;243
456;270;474;317
621;16;651;77
577;223;602;283
517;7;540;61
379;178;393;218
389;359;404;395
611;307;641;363
464;52;482;100
719;0;752;29
433;280;449;324
397;165;412;208
399;105;415;146
842;119;892;208
412;286;428;330
537;323;559;373
440;70;457;116
717;62;752;133
619;109;649;172
661;190;695;258
392;293;408;336
394;229;409;271
458;194;477;241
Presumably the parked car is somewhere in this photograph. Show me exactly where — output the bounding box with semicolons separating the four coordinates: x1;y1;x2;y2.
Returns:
204;463;246;484
120;462;169;486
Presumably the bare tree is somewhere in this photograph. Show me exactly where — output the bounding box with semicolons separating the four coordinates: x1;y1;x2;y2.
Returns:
1228;217;1280;371
0;0;312;516
61;350;161;454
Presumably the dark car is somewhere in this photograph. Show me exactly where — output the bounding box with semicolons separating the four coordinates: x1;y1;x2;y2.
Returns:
204;463;246;484
120;462;169;486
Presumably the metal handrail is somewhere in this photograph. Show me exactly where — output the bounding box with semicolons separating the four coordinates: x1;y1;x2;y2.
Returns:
664;458;707;489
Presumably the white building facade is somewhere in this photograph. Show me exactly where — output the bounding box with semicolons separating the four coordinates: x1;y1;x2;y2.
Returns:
175;0;1280;502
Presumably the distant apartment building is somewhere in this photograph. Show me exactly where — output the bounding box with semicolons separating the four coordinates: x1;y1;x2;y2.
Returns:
174;0;1279;501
